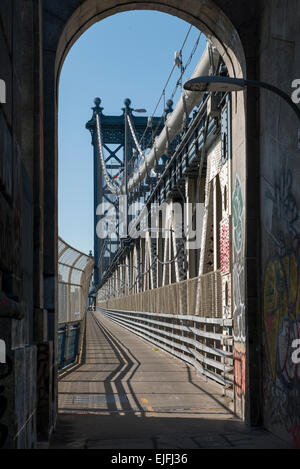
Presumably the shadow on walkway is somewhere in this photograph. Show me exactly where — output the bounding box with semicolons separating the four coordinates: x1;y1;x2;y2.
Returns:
50;312;291;449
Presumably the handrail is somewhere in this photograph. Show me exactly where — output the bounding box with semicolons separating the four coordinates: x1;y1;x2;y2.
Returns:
98;307;233;394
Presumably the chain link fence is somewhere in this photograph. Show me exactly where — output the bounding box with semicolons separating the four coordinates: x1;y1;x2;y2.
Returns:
98;270;222;317
57;237;94;369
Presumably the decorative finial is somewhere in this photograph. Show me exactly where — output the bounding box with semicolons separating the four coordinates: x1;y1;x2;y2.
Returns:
92;97;103;115
165;99;174;117
124;98;131;108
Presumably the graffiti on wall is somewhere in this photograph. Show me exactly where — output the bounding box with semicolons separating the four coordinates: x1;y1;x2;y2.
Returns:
264;253;300;382
232;174;244;255
234;348;246;400
232;174;247;411
265;167;298;252
263;356;300;448
220;218;230;275
232;175;246;344
233;263;246;342
264;250;300;447
263;166;300;447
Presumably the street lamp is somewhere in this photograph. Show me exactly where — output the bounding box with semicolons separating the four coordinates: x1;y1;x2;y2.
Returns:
184;76;300;144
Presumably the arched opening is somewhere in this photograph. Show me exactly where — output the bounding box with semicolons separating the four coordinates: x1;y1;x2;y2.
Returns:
4;0;300;450
42;0;257;447
55;2;246;78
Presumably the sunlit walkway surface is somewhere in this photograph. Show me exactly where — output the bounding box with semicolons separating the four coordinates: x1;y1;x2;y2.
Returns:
50;311;290;449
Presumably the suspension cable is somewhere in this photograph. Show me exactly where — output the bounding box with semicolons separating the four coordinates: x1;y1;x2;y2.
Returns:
127;114;144;158
117;239;186;294
137;24;194;150
170;31;202;102
142;31;203;152
102;239;185;297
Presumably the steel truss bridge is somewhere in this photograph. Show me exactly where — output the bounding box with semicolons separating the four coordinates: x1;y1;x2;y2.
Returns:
86;42;234;399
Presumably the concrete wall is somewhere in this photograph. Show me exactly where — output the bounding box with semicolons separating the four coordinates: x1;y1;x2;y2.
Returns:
0;0;299;448
258;0;300;447
0;1;55;448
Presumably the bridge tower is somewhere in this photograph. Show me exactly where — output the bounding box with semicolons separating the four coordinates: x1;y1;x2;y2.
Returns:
86;98;167;290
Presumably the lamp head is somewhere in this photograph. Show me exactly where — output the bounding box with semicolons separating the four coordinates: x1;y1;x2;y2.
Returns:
184;76;246;93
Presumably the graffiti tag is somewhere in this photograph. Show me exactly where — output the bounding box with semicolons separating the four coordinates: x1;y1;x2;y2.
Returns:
232;175;244;255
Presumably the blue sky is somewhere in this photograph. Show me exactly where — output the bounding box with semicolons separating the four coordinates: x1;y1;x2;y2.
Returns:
58;10;206;255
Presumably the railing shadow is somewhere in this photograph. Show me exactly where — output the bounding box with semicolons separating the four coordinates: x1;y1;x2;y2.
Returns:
58;311;146;415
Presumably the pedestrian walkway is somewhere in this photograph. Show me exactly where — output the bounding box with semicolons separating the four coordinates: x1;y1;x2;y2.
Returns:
50;311;291;449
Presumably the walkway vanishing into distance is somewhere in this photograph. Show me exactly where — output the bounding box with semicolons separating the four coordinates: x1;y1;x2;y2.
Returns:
50;310;291;449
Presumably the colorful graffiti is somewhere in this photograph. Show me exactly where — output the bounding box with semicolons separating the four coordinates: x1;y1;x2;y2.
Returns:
263;355;300;449
234;348;246;400
263;166;300;447
220;219;230;275
232;174;246;415
232;175;246;342
233;262;246;343
232;175;244;255
265;167;298;250
264;251;300;383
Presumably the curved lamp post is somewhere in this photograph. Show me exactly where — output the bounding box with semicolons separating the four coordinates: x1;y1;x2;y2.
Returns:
184;76;300;146
184;75;300;121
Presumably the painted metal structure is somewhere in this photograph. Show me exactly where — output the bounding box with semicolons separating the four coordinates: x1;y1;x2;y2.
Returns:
98;92;233;395
86;41;235;395
86;99;166;287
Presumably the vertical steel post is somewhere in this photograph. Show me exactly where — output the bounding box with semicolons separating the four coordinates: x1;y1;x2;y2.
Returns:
124;99;130;238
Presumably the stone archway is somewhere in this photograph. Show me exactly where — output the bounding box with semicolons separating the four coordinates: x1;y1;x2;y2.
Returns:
41;0;261;427
54;1;246;82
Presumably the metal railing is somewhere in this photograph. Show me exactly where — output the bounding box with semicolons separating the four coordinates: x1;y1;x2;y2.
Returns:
57;237;94;369
99;307;233;393
58;320;82;369
98;270;234;395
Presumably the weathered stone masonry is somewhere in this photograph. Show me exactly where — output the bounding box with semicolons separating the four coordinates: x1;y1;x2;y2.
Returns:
0;0;299;448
